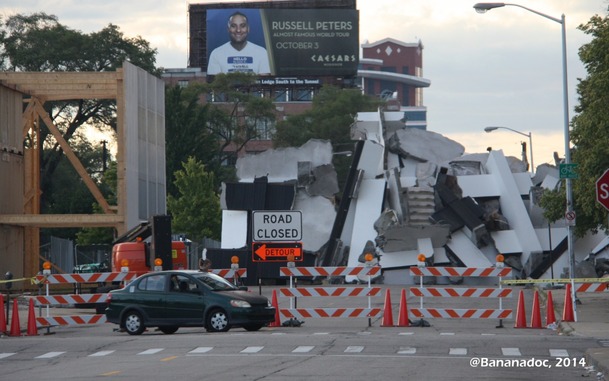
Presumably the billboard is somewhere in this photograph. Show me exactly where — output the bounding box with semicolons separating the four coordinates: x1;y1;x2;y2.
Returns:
205;8;359;77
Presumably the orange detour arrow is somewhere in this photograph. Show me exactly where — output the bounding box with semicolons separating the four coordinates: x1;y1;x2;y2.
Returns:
252;242;303;262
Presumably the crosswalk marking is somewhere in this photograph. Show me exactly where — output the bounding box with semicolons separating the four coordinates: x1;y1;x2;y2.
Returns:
397;347;416;355
188;347;213;354
292;346;314;353
0;346;576;359
549;349;569;357
35;352;65;359
138;348;164;355
344;346;364;353
449;348;467;355
241;346;264;353
502;348;521;356
89;350;115;357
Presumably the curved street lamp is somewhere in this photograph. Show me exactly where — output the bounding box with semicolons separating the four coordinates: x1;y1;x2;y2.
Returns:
474;2;576;319
484;126;533;172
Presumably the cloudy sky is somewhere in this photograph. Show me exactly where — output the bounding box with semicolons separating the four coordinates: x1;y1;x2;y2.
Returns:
2;0;608;166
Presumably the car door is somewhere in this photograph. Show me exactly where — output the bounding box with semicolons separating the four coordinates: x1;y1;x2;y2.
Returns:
163;274;206;324
132;273;168;323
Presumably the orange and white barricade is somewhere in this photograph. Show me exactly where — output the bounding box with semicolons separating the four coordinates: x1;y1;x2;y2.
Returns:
33;271;136;329
278;266;382;324
409;266;513;322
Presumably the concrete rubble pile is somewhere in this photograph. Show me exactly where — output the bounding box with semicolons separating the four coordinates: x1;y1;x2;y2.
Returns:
222;109;607;285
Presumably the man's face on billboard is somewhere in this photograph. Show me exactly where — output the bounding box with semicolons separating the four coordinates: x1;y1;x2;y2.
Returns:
228;14;249;44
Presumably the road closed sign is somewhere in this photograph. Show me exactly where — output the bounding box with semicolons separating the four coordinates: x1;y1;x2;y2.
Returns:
252;210;302;241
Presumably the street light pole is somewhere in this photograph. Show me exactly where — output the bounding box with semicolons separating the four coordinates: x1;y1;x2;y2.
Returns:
484;126;533;173
474;3;576;319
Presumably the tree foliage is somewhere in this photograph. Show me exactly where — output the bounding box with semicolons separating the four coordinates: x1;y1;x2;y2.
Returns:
273;85;382;148
167;157;221;241
541;9;609;236
0;12;158;215
165;84;219;198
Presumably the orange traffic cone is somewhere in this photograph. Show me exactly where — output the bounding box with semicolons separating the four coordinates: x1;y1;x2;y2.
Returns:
546;290;557;326
27;299;38;336
381;289;394;327
269;289;281;327
9;299;21;336
397;289;410;327
0;294;6;335
530;290;542;328
562;283;575;322
514;290;527;328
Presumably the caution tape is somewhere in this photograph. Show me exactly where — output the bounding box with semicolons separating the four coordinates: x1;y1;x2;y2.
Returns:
501;278;609;284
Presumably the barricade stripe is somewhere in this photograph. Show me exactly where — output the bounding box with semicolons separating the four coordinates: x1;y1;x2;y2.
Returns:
279;308;381;319
409;287;512;298
277;287;382;298
280;266;380;277
411;308;513;319
410;267;512;278
575;283;608;293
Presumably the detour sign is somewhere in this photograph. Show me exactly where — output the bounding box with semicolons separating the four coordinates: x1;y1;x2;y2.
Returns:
252;242;303;262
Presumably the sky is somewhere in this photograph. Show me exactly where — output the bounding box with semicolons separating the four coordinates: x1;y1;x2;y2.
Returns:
2;0;609;167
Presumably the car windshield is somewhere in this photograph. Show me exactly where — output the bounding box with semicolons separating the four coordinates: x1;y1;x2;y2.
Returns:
193;272;238;291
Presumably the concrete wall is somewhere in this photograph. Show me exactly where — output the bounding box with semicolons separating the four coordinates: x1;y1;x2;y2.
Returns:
123;62;167;229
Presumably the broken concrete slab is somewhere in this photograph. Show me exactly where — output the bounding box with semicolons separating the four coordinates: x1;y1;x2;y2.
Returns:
386;128;465;164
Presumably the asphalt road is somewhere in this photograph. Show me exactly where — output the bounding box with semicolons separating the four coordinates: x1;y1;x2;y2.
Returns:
1;285;607;380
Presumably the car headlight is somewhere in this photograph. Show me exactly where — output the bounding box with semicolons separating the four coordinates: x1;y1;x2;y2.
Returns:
268;300;272;307
230;300;251;308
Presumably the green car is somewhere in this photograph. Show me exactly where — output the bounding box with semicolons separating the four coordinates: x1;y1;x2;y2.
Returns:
105;270;276;335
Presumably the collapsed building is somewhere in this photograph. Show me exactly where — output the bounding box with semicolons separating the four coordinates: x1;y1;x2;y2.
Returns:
214;109;607;284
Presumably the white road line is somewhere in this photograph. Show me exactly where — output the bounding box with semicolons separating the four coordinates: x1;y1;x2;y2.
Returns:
344;346;364;353
440;332;455;336
449;348;467;355
0;353;16;359
502;348;522;356
397;347;416;355
89;350;115;357
35;352;65;359
189;347;213;354
292;346;314;353
138;348;164;355
550;349;569;357
241;346;264;353
399;332;414;336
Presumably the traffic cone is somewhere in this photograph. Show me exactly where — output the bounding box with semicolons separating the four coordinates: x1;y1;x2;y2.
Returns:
562;283;575;322
530;290;542;328
0;294;6;335
514;290;527;328
27;299;38;336
269;289;281;327
546;290;557;326
381;289;394;327
9;299;21;336
396;289;410;327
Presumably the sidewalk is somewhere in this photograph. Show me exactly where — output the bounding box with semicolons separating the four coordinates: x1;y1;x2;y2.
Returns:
536;286;609;379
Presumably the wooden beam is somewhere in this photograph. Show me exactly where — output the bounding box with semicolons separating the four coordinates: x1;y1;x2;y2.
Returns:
0;214;124;228
33;99;114;214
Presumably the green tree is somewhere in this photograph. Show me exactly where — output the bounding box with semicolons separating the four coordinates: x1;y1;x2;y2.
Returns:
167;157;221;241
272;85;382;149
541;9;609;236
0;12;158;213
165;84;219;198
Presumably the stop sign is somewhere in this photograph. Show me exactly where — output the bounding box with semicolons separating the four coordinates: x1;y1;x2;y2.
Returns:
596;169;609;211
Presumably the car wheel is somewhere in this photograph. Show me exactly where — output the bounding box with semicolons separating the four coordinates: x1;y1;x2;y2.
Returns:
159;326;179;334
123;310;145;335
243;324;263;332
206;308;230;332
